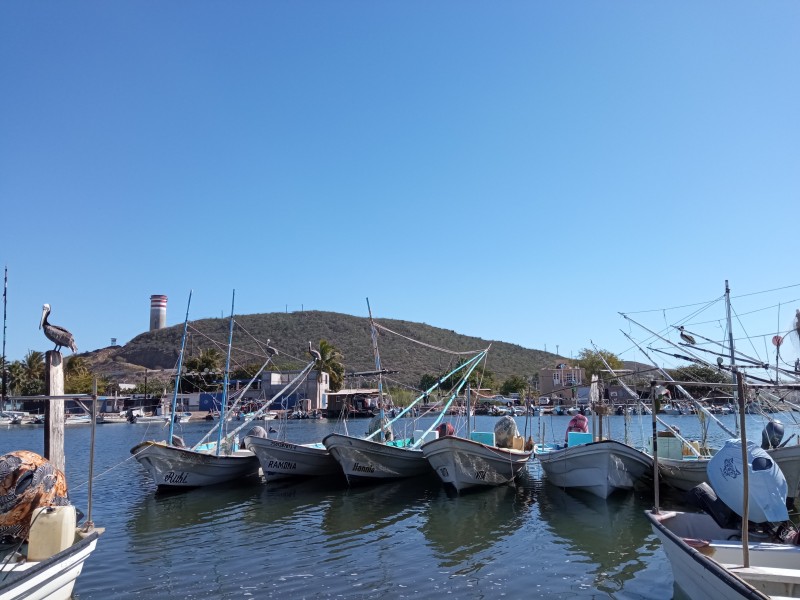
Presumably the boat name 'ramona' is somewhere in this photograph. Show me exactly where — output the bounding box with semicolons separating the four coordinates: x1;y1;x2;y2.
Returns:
352;462;375;473
164;471;189;484
267;461;296;470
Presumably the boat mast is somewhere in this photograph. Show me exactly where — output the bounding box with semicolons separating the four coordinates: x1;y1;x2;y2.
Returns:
168;291;192;445
725;280;739;433
366;298;385;442
1;266;6;411
216;290;236;456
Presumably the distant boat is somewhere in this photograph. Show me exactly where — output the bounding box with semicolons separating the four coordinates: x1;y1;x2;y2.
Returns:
0;411;23;425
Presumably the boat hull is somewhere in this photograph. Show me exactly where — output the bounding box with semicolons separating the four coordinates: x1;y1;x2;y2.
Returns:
421;436;532;492
244;436;341;481
655;444;800;499
536;440;653;499
322;433;431;483
130;441;260;488
0;530;101;600
647;510;800;600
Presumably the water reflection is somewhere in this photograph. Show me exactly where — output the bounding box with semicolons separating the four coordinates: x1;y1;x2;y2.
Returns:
321;473;440;537
537;483;660;594
128;484;262;535
422;474;537;567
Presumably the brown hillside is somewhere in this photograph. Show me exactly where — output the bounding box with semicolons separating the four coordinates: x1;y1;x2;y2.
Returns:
82;310;566;390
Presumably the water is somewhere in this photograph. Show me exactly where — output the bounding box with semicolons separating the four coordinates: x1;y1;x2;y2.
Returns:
2;411;798;599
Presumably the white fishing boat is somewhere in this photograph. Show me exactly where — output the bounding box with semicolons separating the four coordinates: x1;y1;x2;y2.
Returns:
648;441;800;599
125;410;192;424
0;506;102;600
131;291;276;489
0;411;22;425
243;436;340;481
644;424;800;503
324;339;489;485
536;436;653;499
130;439;260;488
648;361;800;600
323;433;432;483
648;510;800;600
421;427;532;492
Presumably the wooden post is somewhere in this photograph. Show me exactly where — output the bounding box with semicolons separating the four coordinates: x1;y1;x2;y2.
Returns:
651;381;660;514
44;350;65;473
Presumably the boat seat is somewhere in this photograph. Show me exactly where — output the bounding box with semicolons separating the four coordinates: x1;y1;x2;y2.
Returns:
567;432;593;447
722;563;800;586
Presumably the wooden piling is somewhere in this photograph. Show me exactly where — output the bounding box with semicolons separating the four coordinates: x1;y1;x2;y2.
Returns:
44;350;65;472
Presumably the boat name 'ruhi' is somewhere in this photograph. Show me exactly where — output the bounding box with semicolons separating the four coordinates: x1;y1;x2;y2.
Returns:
164;472;189;484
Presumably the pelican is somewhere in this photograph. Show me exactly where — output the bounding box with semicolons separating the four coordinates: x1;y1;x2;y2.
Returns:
265;339;278;357
39;304;77;353
677;326;696;346
308;341;321;361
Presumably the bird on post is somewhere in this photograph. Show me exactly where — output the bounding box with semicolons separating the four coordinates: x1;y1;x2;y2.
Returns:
39;304;77;353
678;326;696;346
308;341;321;361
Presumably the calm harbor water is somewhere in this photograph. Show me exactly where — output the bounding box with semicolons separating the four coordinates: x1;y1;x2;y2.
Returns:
2;411;798;599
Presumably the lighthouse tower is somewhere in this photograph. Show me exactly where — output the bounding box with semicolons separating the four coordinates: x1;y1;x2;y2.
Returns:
149;295;168;331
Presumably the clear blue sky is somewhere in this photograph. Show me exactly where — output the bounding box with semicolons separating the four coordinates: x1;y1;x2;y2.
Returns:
2;2;799;375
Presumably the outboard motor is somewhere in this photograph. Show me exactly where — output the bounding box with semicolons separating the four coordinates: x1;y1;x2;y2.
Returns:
686;482;738;529
762;419;785;449
708;439;789;523
247;425;269;439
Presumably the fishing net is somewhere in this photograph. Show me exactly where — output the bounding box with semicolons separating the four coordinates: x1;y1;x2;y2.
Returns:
0;451;70;541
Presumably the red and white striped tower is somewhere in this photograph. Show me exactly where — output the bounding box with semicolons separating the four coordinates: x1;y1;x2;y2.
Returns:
149;295;168;331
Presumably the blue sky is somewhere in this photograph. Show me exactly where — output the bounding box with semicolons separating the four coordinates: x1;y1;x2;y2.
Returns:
1;2;799;375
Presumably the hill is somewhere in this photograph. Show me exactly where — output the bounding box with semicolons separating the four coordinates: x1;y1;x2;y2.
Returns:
82;310;565;391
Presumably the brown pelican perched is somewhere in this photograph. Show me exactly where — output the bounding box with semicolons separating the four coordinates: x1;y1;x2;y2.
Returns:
677;325;696;346
308;341;321;361
39;304;77;353
265;339;278;356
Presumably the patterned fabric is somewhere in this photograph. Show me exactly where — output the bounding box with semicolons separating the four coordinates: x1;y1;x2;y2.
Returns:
0;450;70;541
565;414;589;442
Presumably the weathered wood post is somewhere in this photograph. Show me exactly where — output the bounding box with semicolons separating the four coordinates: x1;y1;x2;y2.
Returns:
44;350;65;472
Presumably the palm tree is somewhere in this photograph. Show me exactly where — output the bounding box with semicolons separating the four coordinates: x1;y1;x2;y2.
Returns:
6;361;25;396
65;355;95;394
65;355;89;377
311;340;345;392
182;347;224;393
20;350;45;395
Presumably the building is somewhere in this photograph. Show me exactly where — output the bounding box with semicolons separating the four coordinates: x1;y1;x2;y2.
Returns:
537;363;586;406
261;369;329;412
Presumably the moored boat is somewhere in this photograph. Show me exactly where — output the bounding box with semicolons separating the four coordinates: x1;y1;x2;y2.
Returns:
421;430;532;492
647;509;800;600
243;436;340;481
536;437;653;499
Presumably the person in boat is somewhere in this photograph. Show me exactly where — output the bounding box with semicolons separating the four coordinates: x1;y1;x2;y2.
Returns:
565;413;589;443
